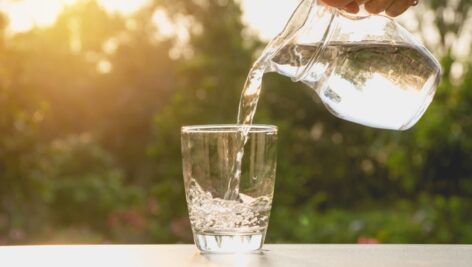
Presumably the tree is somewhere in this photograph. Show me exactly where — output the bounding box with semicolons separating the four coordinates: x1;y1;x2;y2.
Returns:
0;0;470;244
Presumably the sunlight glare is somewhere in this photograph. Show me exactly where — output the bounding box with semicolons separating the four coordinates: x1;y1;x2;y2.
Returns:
152;9;174;37
240;0;298;40
97;60;112;74
103;38;118;54
2;0;64;33
1;0;150;33
98;0;150;15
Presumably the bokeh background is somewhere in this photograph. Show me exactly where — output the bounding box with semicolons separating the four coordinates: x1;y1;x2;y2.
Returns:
0;0;471;244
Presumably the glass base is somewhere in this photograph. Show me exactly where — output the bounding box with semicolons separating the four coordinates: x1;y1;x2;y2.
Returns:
194;232;265;253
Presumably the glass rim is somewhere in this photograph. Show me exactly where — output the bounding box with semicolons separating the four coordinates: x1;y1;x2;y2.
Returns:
181;124;277;133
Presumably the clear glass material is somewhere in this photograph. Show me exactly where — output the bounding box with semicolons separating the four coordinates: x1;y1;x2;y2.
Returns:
181;125;277;253
265;0;441;130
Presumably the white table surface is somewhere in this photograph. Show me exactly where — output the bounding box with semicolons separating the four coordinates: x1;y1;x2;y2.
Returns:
0;244;470;267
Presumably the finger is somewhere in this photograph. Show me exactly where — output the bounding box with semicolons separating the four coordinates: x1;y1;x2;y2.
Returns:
386;0;416;16
364;0;395;14
320;0;355;8
342;1;360;13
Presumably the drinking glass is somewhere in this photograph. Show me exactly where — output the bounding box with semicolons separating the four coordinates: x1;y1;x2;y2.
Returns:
181;125;277;253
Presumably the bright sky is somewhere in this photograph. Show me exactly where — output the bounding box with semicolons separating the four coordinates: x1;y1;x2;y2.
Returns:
0;0;470;58
0;0;296;39
0;0;149;33
240;0;300;40
0;0;425;38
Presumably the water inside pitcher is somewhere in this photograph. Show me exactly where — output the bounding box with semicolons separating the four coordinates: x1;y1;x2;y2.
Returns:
266;0;441;130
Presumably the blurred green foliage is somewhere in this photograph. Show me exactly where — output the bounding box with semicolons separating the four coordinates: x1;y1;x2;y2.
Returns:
0;0;471;244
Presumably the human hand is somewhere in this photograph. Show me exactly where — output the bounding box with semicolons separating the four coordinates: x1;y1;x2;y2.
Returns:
320;0;418;17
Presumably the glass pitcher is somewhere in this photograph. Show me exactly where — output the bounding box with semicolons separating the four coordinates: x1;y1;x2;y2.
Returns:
264;0;441;130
